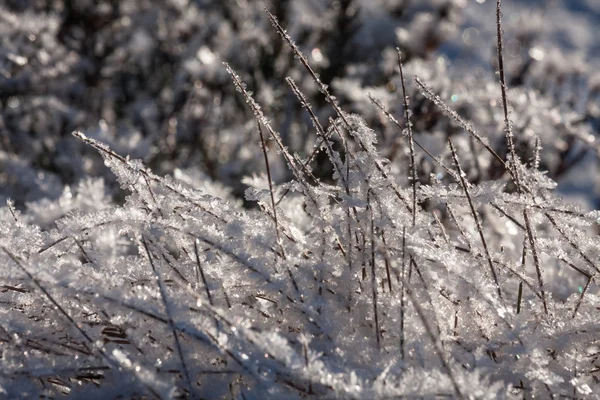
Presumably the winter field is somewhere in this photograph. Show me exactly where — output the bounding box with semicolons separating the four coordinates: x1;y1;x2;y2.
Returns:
1;0;599;398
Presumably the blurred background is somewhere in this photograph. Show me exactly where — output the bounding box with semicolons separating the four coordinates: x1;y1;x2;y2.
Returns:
1;0;598;208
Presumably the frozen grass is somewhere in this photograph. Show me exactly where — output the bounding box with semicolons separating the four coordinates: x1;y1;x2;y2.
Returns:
1;1;599;398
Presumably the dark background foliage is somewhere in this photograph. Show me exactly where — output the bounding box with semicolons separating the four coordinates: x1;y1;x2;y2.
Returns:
1;0;598;205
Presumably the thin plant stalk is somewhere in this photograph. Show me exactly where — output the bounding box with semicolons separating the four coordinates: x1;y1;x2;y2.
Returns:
256;120;286;259
397;49;417;227
194;239;214;306
449;139;502;300
496;0;547;314
368;189;381;348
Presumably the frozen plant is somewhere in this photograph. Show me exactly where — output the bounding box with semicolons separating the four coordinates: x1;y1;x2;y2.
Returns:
1;1;599;399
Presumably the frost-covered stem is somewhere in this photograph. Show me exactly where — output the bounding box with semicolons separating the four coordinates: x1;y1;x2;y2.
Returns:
433;212;450;244
396;51;423;323
573;276;592;318
405;254;439;339
69;236;90;264
516;282;524;315
387;48;424;352
447;204;470;253
559;257;592;280
333;120;364;310
533;136;542;169
342;139;355;274
397;49;417;227
142;175;164;218
402;277;464;399
6;199;18;222
517;239;527;314
225;64;333;253
368;189;381;349
193;240;214;306
496;0;517;169
352;136;413;213
381;230;393;292
141;237;194;396
449;139;502;300
490;203;525;230
277;81;352;258
158;247;190;284
400;227;406;359
496;0;547;314
256;120;286;259
522;211;547;313
318;230;326;314
453;310;459;337
276;130;325;204
361;231;368;281
302;340;312;394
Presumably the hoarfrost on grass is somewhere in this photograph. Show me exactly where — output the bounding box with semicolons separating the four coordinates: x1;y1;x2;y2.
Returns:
1;0;599;398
